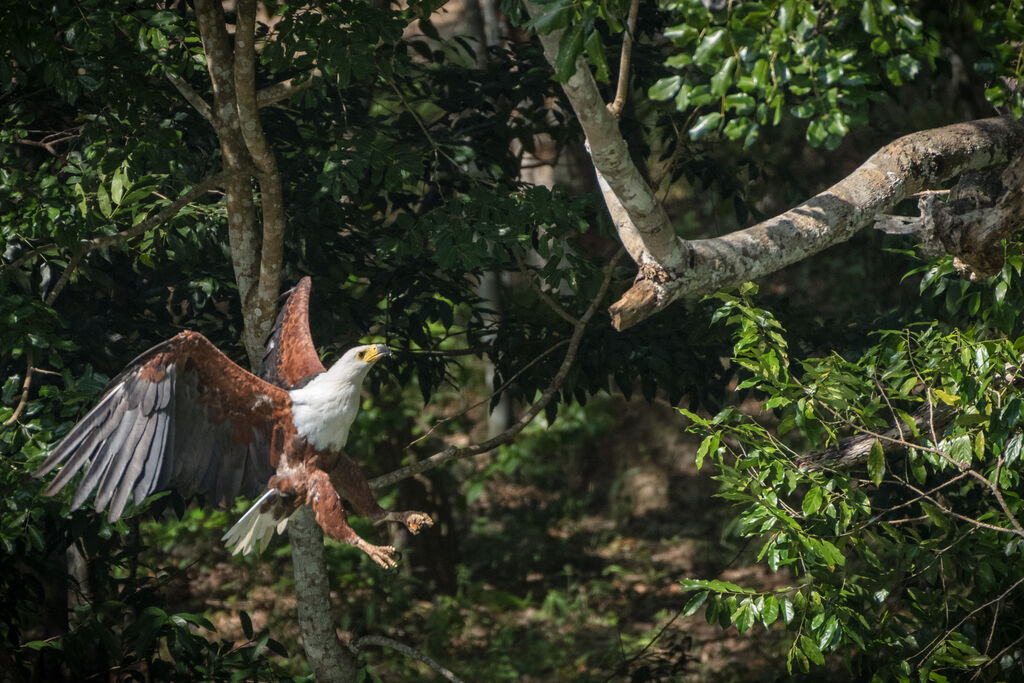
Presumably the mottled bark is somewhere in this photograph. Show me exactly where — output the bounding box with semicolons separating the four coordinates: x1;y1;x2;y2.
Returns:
289;507;360;682
234;0;285;354
933;148;1024;278
799;402;958;470
609;118;1024;329
527;6;675;265
193;0;263;365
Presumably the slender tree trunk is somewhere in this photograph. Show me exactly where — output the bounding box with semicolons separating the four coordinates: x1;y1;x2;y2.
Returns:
188;3;358;679
289;507;360;681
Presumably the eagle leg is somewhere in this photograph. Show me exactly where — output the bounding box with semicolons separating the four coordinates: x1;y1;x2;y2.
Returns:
328;452;434;535
308;469;397;570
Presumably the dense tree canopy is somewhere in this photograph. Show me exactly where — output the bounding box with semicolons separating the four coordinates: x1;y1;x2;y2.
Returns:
2;0;1024;680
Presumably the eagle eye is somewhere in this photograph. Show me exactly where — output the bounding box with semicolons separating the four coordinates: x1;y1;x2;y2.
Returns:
356;350;366;360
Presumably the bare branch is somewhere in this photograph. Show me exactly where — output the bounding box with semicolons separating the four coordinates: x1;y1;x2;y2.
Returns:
350;635;463;683
165;73;214;124
525;1;676;266
2;349;34;427
256;70;320;108
370;251;625;489
607;0;640;119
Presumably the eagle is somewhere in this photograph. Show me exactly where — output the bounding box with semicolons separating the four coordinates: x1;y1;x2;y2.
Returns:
34;278;432;569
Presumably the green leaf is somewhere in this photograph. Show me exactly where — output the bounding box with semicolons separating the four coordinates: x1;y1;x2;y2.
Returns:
554;23;585;82
584;29;610;83
110;172;125;206
802;486;823;516
819;615;839;650
682;590;709;617
239;610;254;640
1004;433;1023;465
689;112;722;140
762;595;780;627
868;440;885;487
920;501;949;530
97;184;112;218
734;603;754;633
693;28;727;66
711;56;736;96
860;2;879;35
799;634;825;666
695;434;718;469
527;0;572;34
649;75;682;101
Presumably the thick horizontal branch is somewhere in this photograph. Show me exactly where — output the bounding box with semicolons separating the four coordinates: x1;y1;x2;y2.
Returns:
610;116;1024;329
798;401;957;470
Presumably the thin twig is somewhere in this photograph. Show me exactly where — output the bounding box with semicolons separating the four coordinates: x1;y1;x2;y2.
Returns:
604;608;683;682
894;472;1024;539
405;338;570;449
916;574;1024;666
512;250;579;326
350;635;463;683
2;349;34;426
607;0;640;119
971;631;1024;680
370;250;624;489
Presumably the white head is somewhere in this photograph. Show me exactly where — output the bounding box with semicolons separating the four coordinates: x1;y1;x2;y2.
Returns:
325;343;392;383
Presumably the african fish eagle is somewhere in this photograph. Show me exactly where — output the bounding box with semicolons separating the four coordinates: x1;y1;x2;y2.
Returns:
34;278;431;569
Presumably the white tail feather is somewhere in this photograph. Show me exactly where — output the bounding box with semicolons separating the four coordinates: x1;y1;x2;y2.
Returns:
222;489;295;556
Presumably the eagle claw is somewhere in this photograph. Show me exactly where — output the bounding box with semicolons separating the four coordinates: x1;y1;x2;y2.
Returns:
373;510;434;535
360;542;398;570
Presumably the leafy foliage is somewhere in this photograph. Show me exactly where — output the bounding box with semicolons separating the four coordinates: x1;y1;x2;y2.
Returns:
680;278;1024;679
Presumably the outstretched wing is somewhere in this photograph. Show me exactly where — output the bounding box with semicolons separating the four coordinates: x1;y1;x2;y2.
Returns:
35;331;291;522
258;276;326;388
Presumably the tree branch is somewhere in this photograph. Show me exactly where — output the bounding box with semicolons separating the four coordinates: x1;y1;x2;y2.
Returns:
607;0;639;119
608;117;1024;329
194;0;265;366
2;349;34;426
799;401;958;469
349;635;463;683
525;2;676;267
234;0;286;352
524;7;1024;331
256;70;320;108
165;73;214;124
369;251;624;489
288;506;360;680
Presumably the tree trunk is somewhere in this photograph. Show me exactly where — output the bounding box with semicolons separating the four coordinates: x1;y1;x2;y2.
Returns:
189;3;357;678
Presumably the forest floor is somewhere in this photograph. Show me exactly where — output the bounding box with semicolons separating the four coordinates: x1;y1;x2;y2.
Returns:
148;397;801;682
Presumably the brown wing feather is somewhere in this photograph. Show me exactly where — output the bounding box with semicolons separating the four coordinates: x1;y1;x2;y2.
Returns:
36;331;291;521
259;277;326;388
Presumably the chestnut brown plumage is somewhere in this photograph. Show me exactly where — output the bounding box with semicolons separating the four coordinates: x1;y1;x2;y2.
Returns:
35;278;431;568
